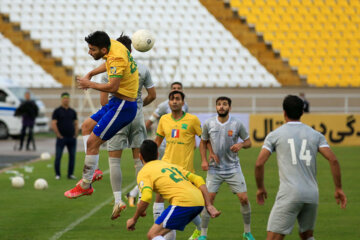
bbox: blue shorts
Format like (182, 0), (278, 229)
(90, 97), (137, 141)
(155, 205), (203, 231)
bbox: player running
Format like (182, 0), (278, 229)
(126, 82), (188, 206)
(198, 96), (255, 240)
(126, 140), (221, 240)
(100, 34), (156, 219)
(64, 31), (139, 198)
(255, 95), (347, 240)
(154, 90), (203, 240)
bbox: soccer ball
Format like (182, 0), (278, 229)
(41, 152), (51, 160)
(12, 176), (25, 188)
(132, 29), (155, 52)
(34, 178), (48, 190)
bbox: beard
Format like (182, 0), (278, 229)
(217, 109), (229, 117)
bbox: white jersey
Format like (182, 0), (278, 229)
(101, 62), (154, 110)
(201, 116), (249, 174)
(263, 121), (329, 204)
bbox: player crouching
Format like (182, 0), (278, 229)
(126, 140), (221, 240)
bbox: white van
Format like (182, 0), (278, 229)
(0, 86), (49, 139)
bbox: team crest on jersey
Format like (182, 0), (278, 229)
(139, 181), (144, 189)
(171, 129), (180, 138)
(228, 130), (233, 137)
(110, 66), (117, 74)
(181, 123), (188, 130)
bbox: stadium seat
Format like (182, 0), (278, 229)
(229, 0), (360, 87)
(0, 0), (280, 88)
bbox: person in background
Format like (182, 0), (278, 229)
(52, 92), (78, 180)
(15, 91), (38, 151)
(299, 93), (310, 113)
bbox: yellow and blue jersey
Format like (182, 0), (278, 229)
(137, 160), (205, 207)
(103, 39), (139, 98)
(156, 112), (202, 173)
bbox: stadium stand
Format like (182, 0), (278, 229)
(229, 0), (360, 87)
(0, 0), (280, 88)
(0, 33), (61, 88)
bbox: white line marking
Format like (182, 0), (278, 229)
(49, 170), (136, 240)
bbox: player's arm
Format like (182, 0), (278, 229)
(143, 87), (156, 107)
(318, 147), (347, 208)
(78, 76), (121, 93)
(255, 148), (272, 205)
(154, 135), (164, 147)
(186, 172), (221, 218)
(230, 138), (252, 152)
(78, 63), (106, 82)
(199, 139), (209, 171)
(100, 92), (109, 106)
(126, 188), (152, 231)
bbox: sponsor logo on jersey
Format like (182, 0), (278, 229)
(181, 123), (188, 130)
(228, 130), (233, 137)
(171, 129), (180, 138)
(110, 66), (117, 74)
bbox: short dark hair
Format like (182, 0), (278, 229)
(140, 140), (158, 162)
(216, 96), (232, 107)
(61, 92), (70, 98)
(116, 33), (132, 52)
(85, 31), (110, 49)
(283, 95), (304, 120)
(170, 82), (183, 89)
(169, 90), (185, 101)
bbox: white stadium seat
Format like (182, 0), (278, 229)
(0, 0), (280, 87)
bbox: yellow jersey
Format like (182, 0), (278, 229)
(137, 160), (205, 206)
(156, 112), (202, 173)
(103, 39), (139, 98)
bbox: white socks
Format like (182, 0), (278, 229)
(153, 202), (164, 221)
(241, 203), (251, 233)
(307, 237), (315, 240)
(152, 236), (165, 240)
(201, 208), (210, 236)
(109, 157), (122, 197)
(83, 134), (90, 153)
(164, 230), (176, 240)
(129, 185), (139, 198)
(192, 215), (201, 230)
(80, 155), (99, 189)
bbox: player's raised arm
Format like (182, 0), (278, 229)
(186, 172), (221, 218)
(318, 147), (347, 208)
(255, 148), (271, 205)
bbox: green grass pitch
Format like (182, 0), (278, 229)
(1, 146), (359, 239)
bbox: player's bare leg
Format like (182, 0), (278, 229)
(299, 230), (314, 240)
(147, 223), (172, 240)
(267, 231), (285, 240)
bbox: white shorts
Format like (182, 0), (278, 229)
(107, 108), (146, 151)
(206, 172), (247, 194)
(267, 198), (318, 235)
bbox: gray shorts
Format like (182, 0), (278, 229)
(206, 172), (247, 194)
(107, 108), (146, 151)
(267, 199), (318, 235)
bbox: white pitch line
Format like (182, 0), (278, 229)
(49, 172), (136, 240)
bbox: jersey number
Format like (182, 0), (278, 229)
(161, 167), (187, 183)
(287, 138), (312, 166)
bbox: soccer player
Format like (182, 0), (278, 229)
(100, 34), (156, 219)
(126, 140), (221, 240)
(64, 31), (139, 198)
(154, 90), (203, 240)
(255, 95), (347, 240)
(126, 82), (188, 206)
(198, 96), (255, 240)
